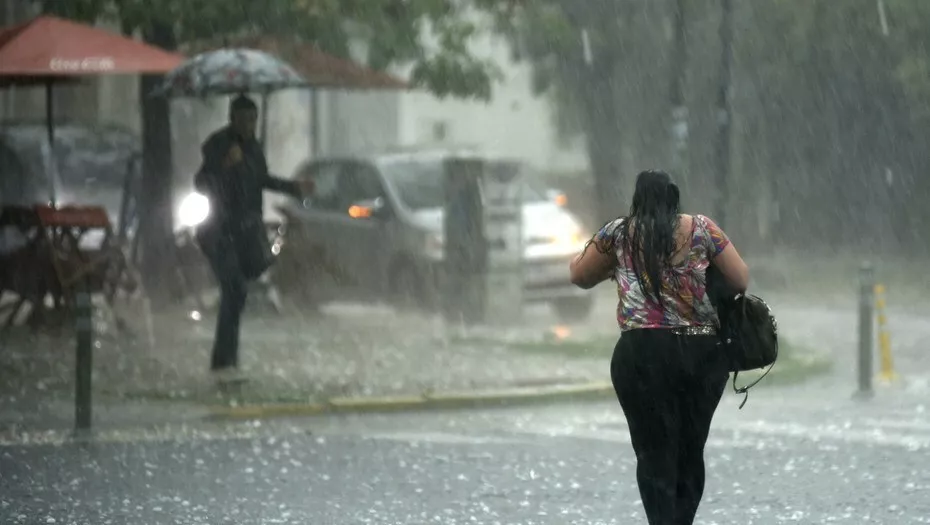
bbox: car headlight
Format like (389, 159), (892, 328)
(424, 231), (444, 260)
(550, 222), (587, 250)
(178, 192), (210, 228)
(552, 230), (584, 247)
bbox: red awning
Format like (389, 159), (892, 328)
(0, 15), (184, 84)
(184, 35), (409, 91)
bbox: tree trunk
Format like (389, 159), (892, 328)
(581, 73), (626, 225)
(668, 0), (689, 175)
(711, 0), (734, 229)
(139, 22), (180, 306)
(558, 0), (628, 225)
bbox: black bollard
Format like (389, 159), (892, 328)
(75, 289), (93, 432)
(855, 262), (875, 400)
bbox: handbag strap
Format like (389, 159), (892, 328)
(732, 358), (776, 409)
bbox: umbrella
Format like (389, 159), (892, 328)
(153, 48), (308, 97)
(183, 36), (408, 91)
(183, 36), (411, 157)
(0, 15), (185, 204)
(153, 48), (309, 153)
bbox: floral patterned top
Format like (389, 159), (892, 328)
(593, 214), (731, 331)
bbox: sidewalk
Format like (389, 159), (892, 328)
(0, 300), (613, 433)
(0, 289), (846, 437)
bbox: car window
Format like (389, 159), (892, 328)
(303, 162), (343, 212)
(377, 159), (445, 211)
(521, 175), (549, 203)
(379, 157), (547, 210)
(340, 163), (385, 204)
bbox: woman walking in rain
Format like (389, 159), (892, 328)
(569, 170), (749, 525)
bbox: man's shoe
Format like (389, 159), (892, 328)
(211, 367), (246, 384)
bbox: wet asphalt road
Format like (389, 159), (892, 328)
(4, 287), (930, 524)
(3, 390), (929, 525)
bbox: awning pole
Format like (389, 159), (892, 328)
(310, 89), (320, 158)
(260, 91), (270, 156)
(45, 81), (58, 206)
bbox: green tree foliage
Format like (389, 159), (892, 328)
(42, 0), (514, 100)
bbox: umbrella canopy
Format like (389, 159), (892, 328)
(0, 15), (184, 86)
(154, 48), (308, 98)
(184, 35), (409, 91)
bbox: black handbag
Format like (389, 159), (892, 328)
(706, 265), (779, 408)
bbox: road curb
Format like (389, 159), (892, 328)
(205, 350), (835, 422)
(206, 382), (617, 421)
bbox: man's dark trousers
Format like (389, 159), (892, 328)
(202, 234), (249, 370)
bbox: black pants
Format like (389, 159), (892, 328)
(202, 236), (249, 371)
(611, 329), (729, 525)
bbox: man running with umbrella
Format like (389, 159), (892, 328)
(195, 94), (313, 381)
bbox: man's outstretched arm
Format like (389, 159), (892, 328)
(261, 173), (302, 198)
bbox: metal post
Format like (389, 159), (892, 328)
(442, 159), (487, 326)
(874, 283), (897, 383)
(482, 163), (524, 326)
(310, 90), (321, 158)
(45, 81), (59, 206)
(855, 262), (875, 399)
(260, 92), (270, 156)
(75, 289), (93, 432)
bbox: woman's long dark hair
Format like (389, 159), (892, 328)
(618, 170), (681, 309)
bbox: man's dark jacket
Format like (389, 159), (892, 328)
(194, 126), (299, 240)
(195, 127), (300, 278)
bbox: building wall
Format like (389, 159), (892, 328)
(394, 27), (588, 174)
(320, 90), (401, 158)
(318, 12), (589, 175)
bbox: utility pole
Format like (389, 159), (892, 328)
(668, 0), (689, 175)
(713, 0), (734, 228)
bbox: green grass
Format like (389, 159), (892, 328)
(504, 335), (618, 359)
(465, 333), (834, 389)
(734, 346), (833, 388)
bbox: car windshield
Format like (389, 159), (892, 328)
(377, 158), (547, 211)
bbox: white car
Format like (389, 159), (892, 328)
(264, 151), (594, 321)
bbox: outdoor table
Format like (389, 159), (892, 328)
(0, 204), (134, 331)
(0, 205), (61, 328)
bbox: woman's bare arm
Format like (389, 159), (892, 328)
(570, 242), (616, 289)
(713, 243), (750, 292)
(700, 215), (749, 291)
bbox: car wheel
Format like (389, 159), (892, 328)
(390, 263), (429, 311)
(272, 246), (330, 314)
(552, 296), (594, 323)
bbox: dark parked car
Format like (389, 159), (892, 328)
(272, 150), (593, 321)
